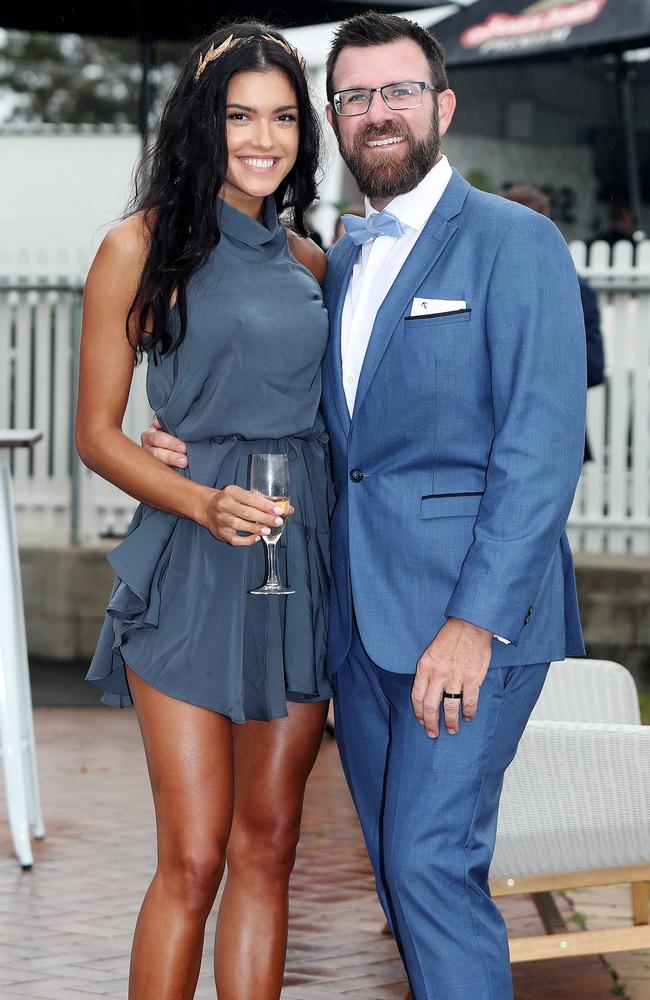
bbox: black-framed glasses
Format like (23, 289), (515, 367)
(332, 81), (438, 117)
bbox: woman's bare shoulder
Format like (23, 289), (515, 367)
(98, 211), (152, 267)
(87, 213), (153, 298)
(85, 213), (154, 314)
(286, 228), (328, 286)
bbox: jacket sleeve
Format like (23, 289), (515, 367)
(579, 276), (605, 388)
(444, 212), (586, 644)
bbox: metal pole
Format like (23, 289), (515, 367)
(0, 434), (46, 870)
(617, 56), (644, 237)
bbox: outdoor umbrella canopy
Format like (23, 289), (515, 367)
(433, 0), (650, 67)
(0, 1), (447, 39)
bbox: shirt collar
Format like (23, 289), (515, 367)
(364, 154), (453, 233)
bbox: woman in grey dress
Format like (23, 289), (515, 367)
(76, 24), (331, 999)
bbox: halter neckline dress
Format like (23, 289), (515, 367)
(86, 196), (333, 722)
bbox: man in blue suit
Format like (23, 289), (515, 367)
(321, 12), (586, 999)
(141, 13), (586, 996)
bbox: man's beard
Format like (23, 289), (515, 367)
(336, 109), (440, 201)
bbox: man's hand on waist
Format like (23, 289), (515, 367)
(141, 415), (188, 468)
(411, 617), (493, 739)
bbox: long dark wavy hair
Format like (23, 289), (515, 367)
(126, 22), (321, 359)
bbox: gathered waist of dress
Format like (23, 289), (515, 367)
(208, 431), (325, 447)
(176, 431), (331, 494)
(178, 430), (328, 461)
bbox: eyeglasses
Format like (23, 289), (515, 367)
(332, 81), (438, 117)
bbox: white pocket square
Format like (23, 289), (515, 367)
(410, 297), (467, 317)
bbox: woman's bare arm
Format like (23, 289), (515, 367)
(75, 217), (285, 546)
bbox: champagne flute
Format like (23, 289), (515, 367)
(249, 453), (295, 595)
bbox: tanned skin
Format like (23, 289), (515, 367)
(77, 68), (329, 1000)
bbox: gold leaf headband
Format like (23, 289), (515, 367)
(194, 32), (307, 83)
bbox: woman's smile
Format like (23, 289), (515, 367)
(237, 155), (281, 172)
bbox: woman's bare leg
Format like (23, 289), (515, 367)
(215, 700), (328, 999)
(126, 665), (235, 1000)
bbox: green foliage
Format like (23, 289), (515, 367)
(0, 29), (185, 126)
(466, 168), (493, 193)
(639, 691), (650, 725)
(568, 911), (587, 929)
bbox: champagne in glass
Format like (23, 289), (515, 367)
(265, 497), (291, 541)
(249, 454), (295, 595)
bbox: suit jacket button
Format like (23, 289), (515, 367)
(349, 469), (364, 483)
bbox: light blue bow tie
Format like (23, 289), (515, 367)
(342, 210), (404, 245)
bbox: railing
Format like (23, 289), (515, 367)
(1, 239), (650, 552)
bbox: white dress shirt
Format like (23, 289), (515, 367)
(340, 156), (510, 647)
(341, 155), (453, 415)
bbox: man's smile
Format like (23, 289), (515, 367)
(364, 136), (406, 148)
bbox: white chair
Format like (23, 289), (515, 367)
(0, 431), (45, 868)
(491, 658), (650, 962)
(532, 657), (641, 725)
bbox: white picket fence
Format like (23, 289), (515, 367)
(0, 268), (150, 544)
(1, 239), (650, 552)
(568, 239), (650, 555)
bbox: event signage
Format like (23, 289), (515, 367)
(461, 1), (608, 56)
(435, 0), (650, 66)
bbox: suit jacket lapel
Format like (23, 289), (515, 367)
(324, 240), (358, 438)
(352, 169), (470, 424)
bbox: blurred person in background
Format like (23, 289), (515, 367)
(601, 201), (636, 246)
(500, 185), (605, 461)
(76, 22), (332, 1000)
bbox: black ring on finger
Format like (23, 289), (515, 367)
(442, 691), (463, 700)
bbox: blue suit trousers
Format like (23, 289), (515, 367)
(333, 621), (549, 1000)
